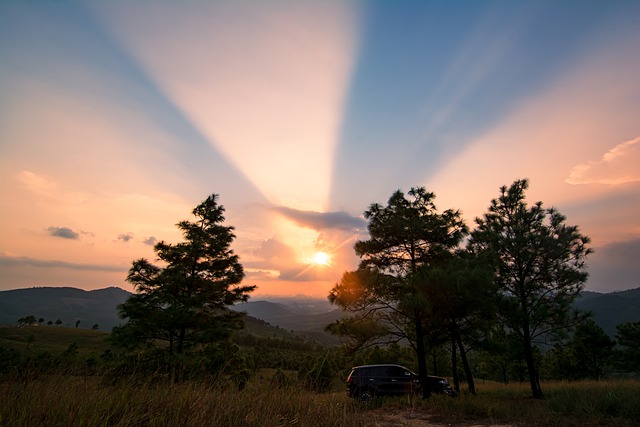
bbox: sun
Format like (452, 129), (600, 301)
(312, 251), (331, 266)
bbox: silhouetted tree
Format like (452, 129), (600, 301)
(18, 315), (37, 325)
(417, 251), (495, 394)
(469, 179), (591, 398)
(113, 194), (255, 357)
(615, 321), (640, 372)
(55, 319), (62, 326)
(75, 320), (81, 328)
(328, 187), (467, 398)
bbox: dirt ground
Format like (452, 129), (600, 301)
(363, 407), (514, 427)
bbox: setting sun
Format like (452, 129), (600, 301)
(312, 251), (331, 266)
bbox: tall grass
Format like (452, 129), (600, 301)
(0, 374), (364, 427)
(2, 375), (639, 426)
(408, 380), (640, 426)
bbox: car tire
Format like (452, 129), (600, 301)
(357, 388), (374, 401)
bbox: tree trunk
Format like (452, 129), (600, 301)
(456, 333), (476, 395)
(415, 309), (431, 399)
(522, 323), (543, 398)
(177, 326), (186, 354)
(451, 338), (460, 393)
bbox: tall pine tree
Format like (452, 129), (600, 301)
(113, 194), (255, 356)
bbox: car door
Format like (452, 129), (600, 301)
(385, 366), (413, 395)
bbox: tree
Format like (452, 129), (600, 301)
(75, 320), (81, 328)
(469, 179), (591, 398)
(417, 251), (495, 394)
(615, 321), (640, 372)
(55, 319), (62, 326)
(545, 318), (614, 380)
(328, 187), (467, 398)
(18, 315), (37, 325)
(113, 194), (255, 358)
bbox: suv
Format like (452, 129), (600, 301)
(346, 364), (455, 400)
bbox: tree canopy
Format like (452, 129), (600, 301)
(328, 187), (467, 398)
(113, 194), (255, 357)
(469, 179), (592, 398)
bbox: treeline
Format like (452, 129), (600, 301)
(16, 315), (97, 329)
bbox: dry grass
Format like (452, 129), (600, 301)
(2, 375), (639, 427)
(0, 374), (364, 427)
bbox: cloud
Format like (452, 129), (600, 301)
(273, 206), (366, 232)
(117, 232), (134, 242)
(250, 238), (297, 270)
(566, 136), (640, 185)
(46, 226), (80, 240)
(16, 170), (55, 194)
(0, 253), (128, 272)
(245, 237), (339, 282)
(143, 236), (157, 246)
(587, 239), (640, 292)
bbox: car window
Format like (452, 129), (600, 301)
(386, 366), (409, 377)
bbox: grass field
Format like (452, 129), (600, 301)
(2, 327), (639, 426)
(1, 373), (639, 426)
(0, 326), (112, 357)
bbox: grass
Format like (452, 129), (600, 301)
(0, 326), (112, 357)
(380, 380), (640, 426)
(0, 374), (364, 427)
(2, 327), (639, 426)
(2, 374), (639, 426)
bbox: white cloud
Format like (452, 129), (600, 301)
(566, 137), (640, 185)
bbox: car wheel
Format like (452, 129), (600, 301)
(357, 388), (374, 401)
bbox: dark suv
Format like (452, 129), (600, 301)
(346, 364), (455, 399)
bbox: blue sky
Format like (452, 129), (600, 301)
(1, 0), (639, 296)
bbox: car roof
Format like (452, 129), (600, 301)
(352, 364), (413, 370)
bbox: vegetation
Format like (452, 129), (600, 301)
(2, 182), (639, 425)
(327, 187), (467, 398)
(469, 179), (592, 398)
(112, 194), (255, 377)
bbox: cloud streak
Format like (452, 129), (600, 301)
(273, 206), (366, 232)
(0, 253), (128, 272)
(566, 136), (640, 185)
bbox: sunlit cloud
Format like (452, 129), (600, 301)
(566, 137), (640, 185)
(273, 206), (365, 232)
(16, 170), (55, 195)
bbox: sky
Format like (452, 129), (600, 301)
(1, 0), (639, 298)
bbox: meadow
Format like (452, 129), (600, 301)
(1, 371), (639, 426)
(2, 327), (639, 426)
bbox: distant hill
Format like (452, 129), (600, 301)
(574, 288), (640, 337)
(2, 286), (638, 342)
(233, 300), (344, 345)
(0, 286), (131, 330)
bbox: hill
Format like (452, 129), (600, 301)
(2, 286), (639, 341)
(233, 300), (344, 345)
(574, 287), (640, 337)
(0, 286), (131, 330)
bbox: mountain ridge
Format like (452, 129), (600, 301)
(1, 286), (639, 342)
